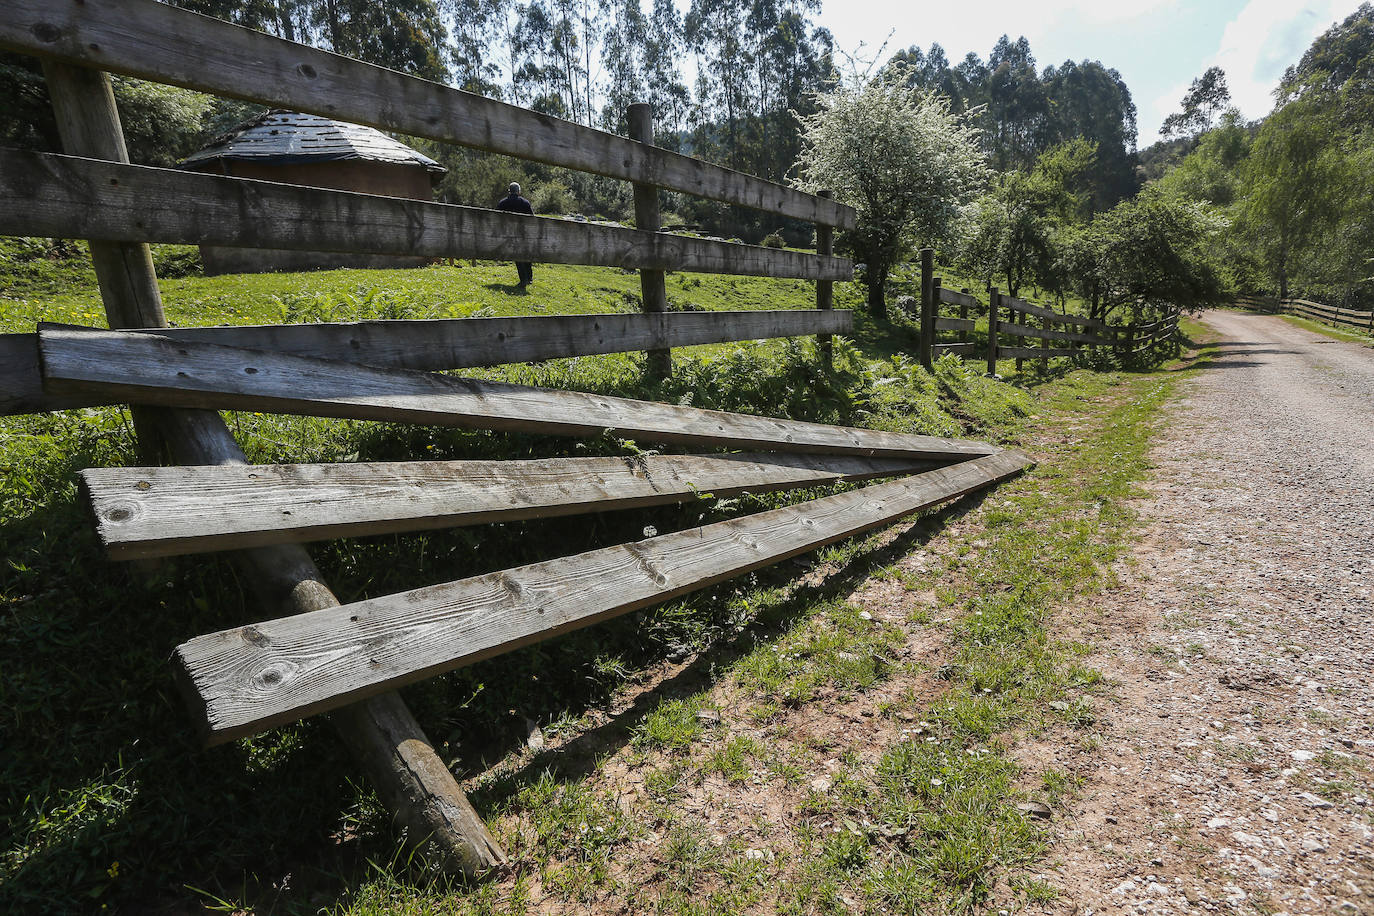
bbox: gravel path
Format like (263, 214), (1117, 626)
(1035, 312), (1374, 915)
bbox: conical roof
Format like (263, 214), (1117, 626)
(180, 110), (445, 174)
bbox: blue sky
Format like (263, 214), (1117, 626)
(813, 0), (1367, 146)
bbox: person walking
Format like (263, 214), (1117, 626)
(495, 181), (534, 287)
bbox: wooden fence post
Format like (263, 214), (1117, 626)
(918, 248), (935, 370)
(816, 189), (834, 367)
(41, 59), (505, 877)
(959, 290), (970, 346)
(628, 102), (670, 380)
(1013, 306), (1024, 373)
(1041, 313), (1050, 370)
(986, 287), (1000, 376)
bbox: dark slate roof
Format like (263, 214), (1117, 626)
(180, 110), (445, 174)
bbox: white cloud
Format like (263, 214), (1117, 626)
(1208, 0), (1358, 121)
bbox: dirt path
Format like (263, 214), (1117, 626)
(1037, 312), (1374, 914)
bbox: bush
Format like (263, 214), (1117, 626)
(761, 232), (785, 249)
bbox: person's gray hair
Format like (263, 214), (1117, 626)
(508, 182), (521, 194)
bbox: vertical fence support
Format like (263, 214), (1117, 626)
(1013, 306), (1024, 373)
(815, 190), (834, 368)
(1041, 313), (1050, 370)
(42, 60), (505, 878)
(986, 287), (1000, 376)
(959, 290), (970, 346)
(918, 248), (935, 370)
(628, 103), (670, 380)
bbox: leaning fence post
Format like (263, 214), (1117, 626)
(918, 248), (935, 370)
(628, 102), (670, 380)
(986, 286), (1000, 376)
(41, 59), (505, 877)
(816, 189), (834, 367)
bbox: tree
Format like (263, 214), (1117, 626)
(1161, 66), (1231, 139)
(1042, 59), (1140, 208)
(794, 66), (989, 314)
(961, 139), (1098, 298)
(1236, 98), (1343, 299)
(1081, 188), (1228, 322)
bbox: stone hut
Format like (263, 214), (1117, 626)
(180, 110), (446, 275)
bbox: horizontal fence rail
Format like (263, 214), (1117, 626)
(39, 327), (1001, 461)
(1235, 296), (1373, 332)
(84, 453), (938, 559)
(0, 0), (855, 229)
(1284, 298), (1374, 331)
(1, 310), (852, 415)
(0, 150), (851, 281)
(173, 450), (1032, 743)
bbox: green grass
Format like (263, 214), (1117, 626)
(2, 253), (1184, 913)
(1276, 312), (1374, 345)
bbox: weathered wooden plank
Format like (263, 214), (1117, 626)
(0, 0), (854, 229)
(1285, 301), (1372, 327)
(4, 311), (853, 416)
(174, 449), (1031, 742)
(628, 103), (672, 378)
(33, 56), (503, 872)
(998, 322), (1103, 346)
(933, 317), (976, 333)
(999, 345), (1075, 360)
(0, 150), (850, 281)
(83, 452), (937, 560)
(1, 334), (110, 414)
(932, 342), (978, 356)
(38, 327), (998, 461)
(937, 288), (981, 309)
(1002, 297), (1114, 332)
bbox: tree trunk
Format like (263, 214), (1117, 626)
(866, 262), (888, 317)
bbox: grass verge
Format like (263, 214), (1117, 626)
(2, 259), (1179, 914)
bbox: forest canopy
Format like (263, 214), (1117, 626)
(2, 0), (1369, 309)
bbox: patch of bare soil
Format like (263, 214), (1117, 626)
(1024, 312), (1374, 915)
(474, 507), (985, 912)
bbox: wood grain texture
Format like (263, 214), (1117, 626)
(174, 449), (1032, 742)
(83, 452), (937, 559)
(933, 317), (976, 333)
(38, 327), (998, 461)
(4, 311), (852, 416)
(999, 345), (1075, 360)
(0, 150), (851, 281)
(998, 322), (1103, 346)
(936, 287), (981, 309)
(0, 0), (854, 229)
(1001, 297), (1115, 332)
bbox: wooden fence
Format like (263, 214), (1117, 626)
(908, 253), (1181, 372)
(1, 0), (1032, 875)
(1235, 295), (1374, 335)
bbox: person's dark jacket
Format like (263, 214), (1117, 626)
(496, 193), (533, 215)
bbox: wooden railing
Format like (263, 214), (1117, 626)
(910, 255), (1179, 372)
(1241, 296), (1374, 334)
(0, 0), (1038, 878)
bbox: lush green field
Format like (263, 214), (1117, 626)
(1, 252), (1179, 914)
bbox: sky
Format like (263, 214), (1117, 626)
(813, 0), (1368, 147)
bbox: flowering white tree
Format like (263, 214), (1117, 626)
(794, 67), (989, 314)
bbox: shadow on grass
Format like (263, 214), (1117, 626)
(474, 486), (994, 804)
